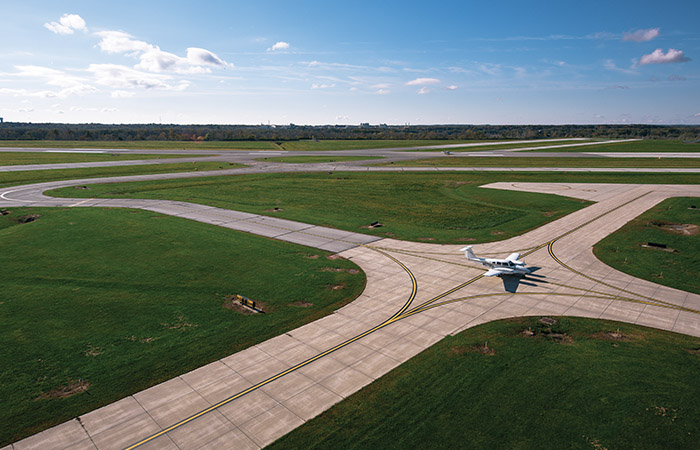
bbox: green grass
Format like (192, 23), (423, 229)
(594, 197), (700, 295)
(48, 172), (593, 244)
(532, 139), (700, 153)
(0, 161), (244, 188)
(0, 207), (365, 446)
(277, 140), (480, 151)
(403, 139), (597, 152)
(0, 152), (195, 165)
(255, 156), (384, 164)
(377, 156), (700, 168)
(48, 172), (700, 245)
(0, 140), (280, 150)
(268, 316), (700, 450)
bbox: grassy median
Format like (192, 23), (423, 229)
(0, 161), (243, 188)
(0, 207), (365, 446)
(49, 172), (700, 244)
(269, 316), (700, 450)
(594, 197), (700, 295)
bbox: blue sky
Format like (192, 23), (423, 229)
(1, 0), (698, 125)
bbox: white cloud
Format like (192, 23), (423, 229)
(44, 14), (87, 35)
(311, 83), (335, 89)
(187, 48), (231, 67)
(445, 85), (458, 90)
(95, 31), (151, 54)
(87, 64), (188, 90)
(417, 87), (430, 94)
(9, 65), (97, 97)
(406, 77), (440, 86)
(639, 48), (691, 65)
(371, 83), (391, 89)
(623, 28), (660, 42)
(376, 89), (390, 95)
(268, 41), (290, 51)
(94, 31), (231, 74)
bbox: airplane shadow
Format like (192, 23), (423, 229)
(500, 267), (548, 293)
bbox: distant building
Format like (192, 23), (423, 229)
(360, 122), (370, 128)
(0, 117), (3, 123)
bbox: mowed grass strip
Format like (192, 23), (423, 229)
(255, 156), (384, 164)
(0, 161), (243, 188)
(277, 139), (480, 151)
(531, 139), (700, 153)
(594, 197), (700, 295)
(268, 316), (700, 450)
(48, 172), (700, 244)
(378, 156), (700, 168)
(0, 207), (365, 446)
(402, 139), (597, 152)
(0, 140), (279, 150)
(0, 152), (194, 165)
(49, 172), (593, 244)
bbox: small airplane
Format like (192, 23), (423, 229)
(460, 246), (531, 277)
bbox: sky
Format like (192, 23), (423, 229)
(0, 0), (699, 125)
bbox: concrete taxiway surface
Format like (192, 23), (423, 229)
(2, 141), (700, 449)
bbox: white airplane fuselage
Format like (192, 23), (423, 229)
(460, 246), (530, 277)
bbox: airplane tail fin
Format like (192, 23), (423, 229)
(459, 246), (477, 261)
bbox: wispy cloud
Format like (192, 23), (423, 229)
(639, 48), (691, 65)
(604, 59), (637, 75)
(44, 13), (87, 35)
(405, 77), (440, 86)
(417, 87), (431, 94)
(622, 28), (660, 42)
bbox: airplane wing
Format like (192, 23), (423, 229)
(483, 268), (502, 277)
(505, 252), (521, 262)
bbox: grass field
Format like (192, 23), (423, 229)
(48, 172), (593, 244)
(256, 156), (384, 164)
(0, 152), (193, 165)
(276, 140), (479, 151)
(0, 207), (365, 446)
(594, 197), (700, 295)
(0, 140), (279, 150)
(403, 139), (597, 152)
(0, 161), (243, 188)
(49, 172), (700, 244)
(378, 156), (700, 168)
(269, 316), (700, 450)
(532, 139), (700, 153)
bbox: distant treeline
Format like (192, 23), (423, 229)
(0, 123), (698, 141)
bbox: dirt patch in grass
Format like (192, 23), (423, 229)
(593, 330), (630, 342)
(321, 267), (361, 274)
(543, 211), (556, 217)
(161, 315), (198, 330)
(454, 237), (476, 242)
(661, 223), (699, 236)
(302, 253), (320, 259)
(545, 333), (574, 344)
(326, 254), (342, 260)
(326, 284), (346, 291)
(84, 345), (102, 357)
(687, 348), (700, 357)
(290, 301), (314, 308)
(16, 214), (41, 224)
(37, 380), (90, 400)
(647, 405), (680, 422)
(418, 237), (436, 241)
(264, 207), (284, 212)
(490, 230), (504, 235)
